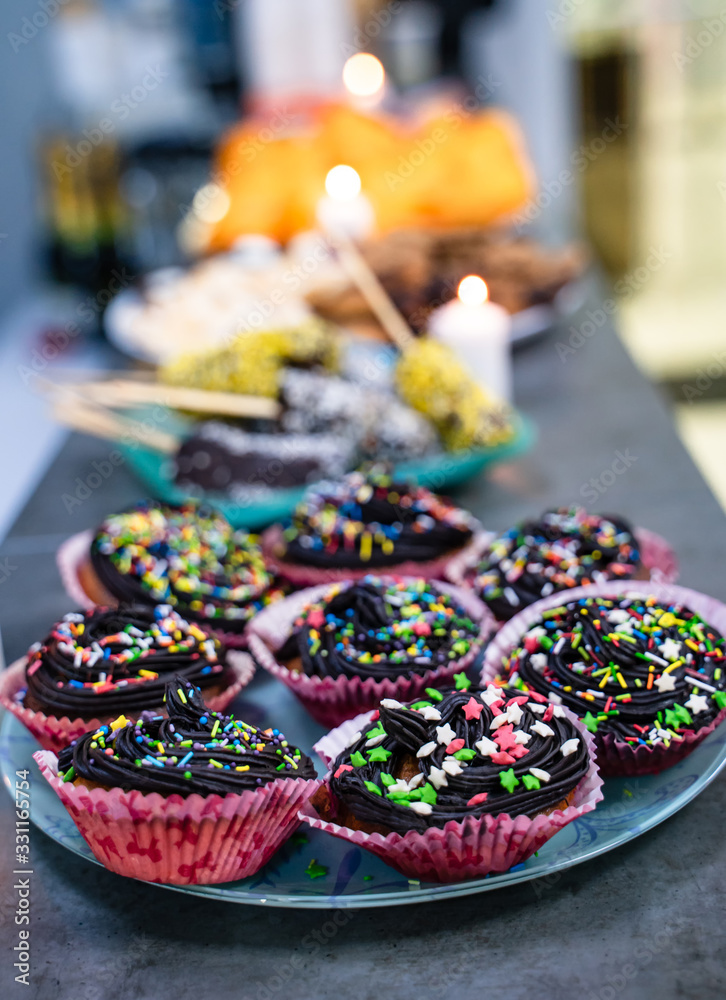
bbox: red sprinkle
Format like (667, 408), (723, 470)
(446, 739), (465, 754)
(334, 764), (354, 778)
(467, 792), (488, 807)
(490, 750), (516, 765)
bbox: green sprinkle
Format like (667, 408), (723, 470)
(419, 783), (437, 805)
(380, 772), (396, 787)
(62, 766), (75, 783)
(583, 711), (599, 733)
(183, 770), (192, 779)
(425, 688), (444, 701)
(453, 748), (477, 761)
(454, 672), (471, 691)
(713, 691), (726, 709)
(500, 768), (520, 793)
(350, 751), (366, 767)
(367, 746), (392, 762)
(364, 780), (383, 796)
(522, 774), (541, 791)
(305, 859), (328, 880)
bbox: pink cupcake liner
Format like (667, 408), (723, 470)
(480, 579), (726, 776)
(34, 750), (320, 885)
(0, 651), (255, 754)
(299, 708), (603, 883)
(445, 527), (678, 595)
(55, 529), (274, 650)
(260, 523), (483, 588)
(246, 579), (495, 728)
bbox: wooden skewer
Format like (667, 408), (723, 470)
(51, 395), (180, 454)
(331, 230), (414, 353)
(39, 377), (281, 420)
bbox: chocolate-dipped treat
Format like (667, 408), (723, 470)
(263, 469), (478, 585)
(498, 593), (726, 773)
(277, 577), (481, 682)
(22, 605), (232, 720)
(469, 507), (647, 621)
(57, 677), (316, 797)
(83, 500), (284, 638)
(34, 678), (320, 885)
(323, 684), (590, 835)
(174, 422), (355, 495)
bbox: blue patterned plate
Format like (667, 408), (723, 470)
(2, 668), (726, 908)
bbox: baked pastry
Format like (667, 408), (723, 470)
(298, 681), (602, 882)
(277, 577), (481, 681)
(34, 678), (319, 885)
(324, 684), (590, 834)
(469, 508), (647, 621)
(497, 592), (726, 773)
(81, 500), (284, 639)
(262, 469), (478, 585)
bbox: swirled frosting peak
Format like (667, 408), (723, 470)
(328, 684), (589, 832)
(57, 677), (316, 796)
(279, 469), (476, 569)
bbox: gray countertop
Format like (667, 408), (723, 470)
(1, 304), (725, 1000)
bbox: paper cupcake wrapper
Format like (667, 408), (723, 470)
(299, 708), (603, 883)
(0, 651), (255, 754)
(246, 579), (495, 728)
(445, 526), (679, 594)
(480, 578), (726, 776)
(34, 750), (320, 885)
(260, 524), (482, 588)
(56, 529), (262, 650)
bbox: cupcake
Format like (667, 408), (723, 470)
(63, 500), (285, 644)
(0, 604), (253, 752)
(300, 683), (602, 882)
(454, 507), (677, 622)
(33, 677), (320, 885)
(247, 575), (492, 727)
(483, 583), (726, 775)
(261, 469), (479, 586)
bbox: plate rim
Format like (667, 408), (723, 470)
(2, 711), (725, 909)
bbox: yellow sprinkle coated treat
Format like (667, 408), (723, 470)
(160, 319), (339, 398)
(394, 338), (514, 451)
(110, 715), (129, 732)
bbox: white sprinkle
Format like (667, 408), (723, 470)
(527, 702), (545, 715)
(531, 721), (555, 737)
(552, 705), (566, 717)
(530, 653), (548, 670)
(481, 685), (504, 706)
(365, 733), (386, 747)
(645, 651), (669, 667)
(553, 637), (566, 655)
(490, 714), (510, 730)
(513, 730), (531, 745)
(409, 801), (433, 816)
(560, 738), (580, 757)
(442, 757), (464, 776)
(475, 736), (498, 756)
(685, 693), (710, 714)
(541, 583), (554, 596)
(687, 676), (716, 693)
(435, 723), (457, 745)
(529, 767), (551, 783)
(503, 587), (520, 606)
(607, 610), (630, 624)
(417, 706), (442, 721)
(428, 766), (448, 789)
(506, 703), (524, 725)
(380, 699), (404, 709)
(416, 741), (437, 758)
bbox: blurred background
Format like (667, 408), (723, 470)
(1, 0), (725, 537)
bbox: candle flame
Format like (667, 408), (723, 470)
(325, 165), (362, 202)
(343, 53), (385, 98)
(457, 275), (489, 307)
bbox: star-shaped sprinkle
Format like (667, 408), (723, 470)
(481, 685), (504, 706)
(442, 757), (463, 776)
(560, 738), (580, 757)
(436, 723), (457, 745)
(491, 751), (516, 765)
(658, 638), (682, 662)
(529, 653), (549, 670)
(409, 801), (433, 816)
(462, 697), (484, 720)
(350, 751), (366, 767)
(475, 736), (498, 756)
(305, 859), (328, 880)
(454, 672), (471, 691)
(531, 721), (555, 738)
(416, 741), (437, 758)
(417, 705), (442, 721)
(428, 766), (448, 789)
(490, 714), (510, 731)
(493, 724), (519, 752)
(527, 702), (546, 715)
(506, 703), (524, 725)
(529, 767), (551, 783)
(380, 698), (404, 709)
(367, 746), (392, 762)
(655, 672), (677, 693)
(685, 693), (709, 714)
(583, 712), (599, 733)
(499, 768), (520, 793)
(513, 730), (531, 745)
(522, 774), (540, 790)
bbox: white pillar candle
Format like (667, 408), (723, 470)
(316, 165), (375, 240)
(428, 275), (513, 402)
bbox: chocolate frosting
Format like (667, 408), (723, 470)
(278, 577), (480, 680)
(328, 684), (589, 832)
(279, 470), (476, 569)
(23, 606), (229, 719)
(90, 500), (284, 633)
(57, 677), (316, 796)
(472, 507), (641, 620)
(501, 595), (726, 747)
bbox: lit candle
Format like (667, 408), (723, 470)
(316, 165), (375, 240)
(428, 275), (513, 402)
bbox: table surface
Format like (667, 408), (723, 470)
(1, 303), (725, 1000)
